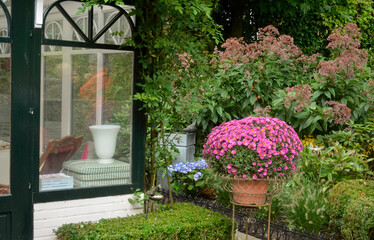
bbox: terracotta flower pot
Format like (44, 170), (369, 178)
(232, 179), (269, 205)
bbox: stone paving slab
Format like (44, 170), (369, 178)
(235, 230), (261, 240)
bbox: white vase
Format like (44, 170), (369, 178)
(89, 125), (120, 164)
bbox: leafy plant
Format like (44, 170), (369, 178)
(128, 188), (146, 206)
(317, 118), (374, 161)
(167, 159), (212, 196)
(301, 142), (373, 187)
(196, 26), (318, 133)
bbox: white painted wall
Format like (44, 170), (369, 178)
(34, 194), (143, 240)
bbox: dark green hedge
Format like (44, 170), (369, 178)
(328, 179), (374, 240)
(54, 202), (232, 240)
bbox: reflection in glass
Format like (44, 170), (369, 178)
(40, 46), (133, 191)
(0, 44), (10, 195)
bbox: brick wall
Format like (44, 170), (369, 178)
(34, 194), (143, 240)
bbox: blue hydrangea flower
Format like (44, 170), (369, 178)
(167, 159), (209, 176)
(194, 172), (202, 181)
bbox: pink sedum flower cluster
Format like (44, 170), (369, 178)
(203, 117), (303, 179)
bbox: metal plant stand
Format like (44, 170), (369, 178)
(221, 176), (285, 240)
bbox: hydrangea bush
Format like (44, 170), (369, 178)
(203, 117), (303, 179)
(167, 159), (211, 196)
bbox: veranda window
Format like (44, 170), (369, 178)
(39, 0), (136, 192)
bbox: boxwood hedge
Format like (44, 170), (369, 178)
(328, 179), (374, 240)
(54, 202), (232, 240)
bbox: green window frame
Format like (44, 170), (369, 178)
(33, 0), (145, 203)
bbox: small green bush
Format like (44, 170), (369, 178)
(54, 202), (232, 240)
(328, 179), (374, 240)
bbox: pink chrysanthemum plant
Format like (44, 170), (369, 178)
(203, 117), (303, 179)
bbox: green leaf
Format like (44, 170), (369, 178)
(328, 87), (335, 97)
(313, 90), (322, 99)
(352, 109), (359, 120)
(328, 173), (333, 181)
(241, 98), (251, 110)
(323, 119), (328, 132)
(224, 112), (231, 121)
(294, 111), (310, 119)
(208, 104), (214, 114)
(301, 116), (315, 130)
(324, 91), (331, 99)
(250, 95), (257, 105)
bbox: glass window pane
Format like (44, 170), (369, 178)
(44, 1), (134, 46)
(95, 5), (134, 45)
(39, 46), (133, 191)
(0, 46), (10, 196)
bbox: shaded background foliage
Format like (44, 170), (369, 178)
(213, 0), (374, 57)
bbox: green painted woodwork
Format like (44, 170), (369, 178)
(0, 214), (10, 240)
(0, 0), (145, 239)
(34, 0), (144, 203)
(9, 0), (34, 238)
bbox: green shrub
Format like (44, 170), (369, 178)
(328, 179), (374, 240)
(317, 118), (374, 169)
(301, 143), (373, 188)
(54, 202), (232, 240)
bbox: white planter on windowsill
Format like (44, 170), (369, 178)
(89, 125), (120, 164)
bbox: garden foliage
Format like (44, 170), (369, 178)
(328, 179), (374, 240)
(301, 143), (373, 188)
(216, 0), (374, 57)
(167, 159), (212, 196)
(317, 118), (374, 162)
(198, 23), (373, 137)
(280, 179), (329, 234)
(54, 202), (232, 240)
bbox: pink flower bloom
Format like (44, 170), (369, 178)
(203, 116), (302, 178)
(243, 174), (247, 178)
(227, 164), (232, 169)
(253, 174), (257, 180)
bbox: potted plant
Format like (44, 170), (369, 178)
(203, 116), (303, 205)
